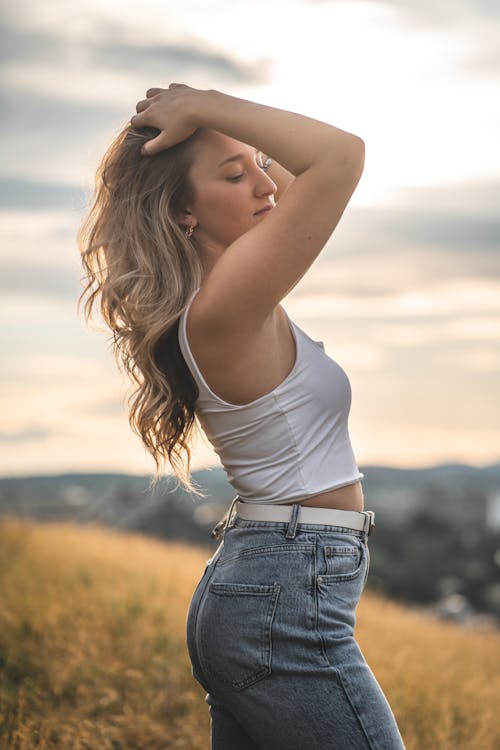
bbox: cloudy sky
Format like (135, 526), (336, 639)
(1, 0), (499, 479)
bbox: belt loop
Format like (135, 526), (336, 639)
(361, 510), (375, 539)
(285, 503), (301, 539)
(225, 495), (240, 532)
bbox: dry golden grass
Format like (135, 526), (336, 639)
(0, 516), (498, 749)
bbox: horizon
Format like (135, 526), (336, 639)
(1, 458), (499, 483)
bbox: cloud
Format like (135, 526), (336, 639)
(0, 177), (84, 210)
(0, 88), (122, 141)
(0, 177), (498, 305)
(0, 17), (265, 84)
(0, 428), (53, 443)
(0, 20), (63, 64)
(347, 206), (500, 255)
(306, 0), (500, 26)
(327, 179), (500, 288)
(288, 278), (500, 320)
(0, 88), (125, 182)
(391, 179), (500, 216)
(1, 262), (80, 299)
(2, 11), (254, 175)
(303, 0), (500, 77)
(91, 39), (264, 83)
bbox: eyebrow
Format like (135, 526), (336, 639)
(217, 148), (261, 169)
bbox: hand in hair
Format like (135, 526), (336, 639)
(131, 83), (204, 156)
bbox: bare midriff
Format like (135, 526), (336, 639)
(282, 480), (364, 512)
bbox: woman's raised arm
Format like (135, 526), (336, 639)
(132, 84), (363, 177)
(132, 84), (364, 331)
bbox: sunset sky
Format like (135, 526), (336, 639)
(1, 0), (499, 478)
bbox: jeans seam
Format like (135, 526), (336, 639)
(335, 666), (377, 750)
(362, 543), (370, 589)
(189, 565), (217, 694)
(313, 536), (331, 666)
(216, 543), (315, 567)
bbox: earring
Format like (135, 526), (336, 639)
(185, 224), (194, 239)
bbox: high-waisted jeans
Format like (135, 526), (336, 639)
(186, 500), (406, 749)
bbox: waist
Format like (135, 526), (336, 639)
(292, 480), (364, 511)
(235, 500), (375, 536)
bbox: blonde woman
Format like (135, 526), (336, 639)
(78, 83), (405, 748)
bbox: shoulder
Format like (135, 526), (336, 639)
(187, 288), (283, 356)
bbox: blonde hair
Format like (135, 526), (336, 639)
(77, 122), (208, 497)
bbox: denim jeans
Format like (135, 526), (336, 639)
(186, 501), (406, 749)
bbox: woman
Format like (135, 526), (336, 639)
(78, 83), (406, 748)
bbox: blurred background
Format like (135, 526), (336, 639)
(1, 0), (499, 624)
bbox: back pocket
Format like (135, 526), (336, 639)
(199, 581), (281, 691)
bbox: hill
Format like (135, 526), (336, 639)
(2, 463), (500, 535)
(0, 517), (499, 749)
(1, 463), (500, 624)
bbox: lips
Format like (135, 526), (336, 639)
(254, 205), (273, 215)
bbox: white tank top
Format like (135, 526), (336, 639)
(178, 287), (364, 504)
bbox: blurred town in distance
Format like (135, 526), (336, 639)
(1, 462), (500, 629)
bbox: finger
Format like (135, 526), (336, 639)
(130, 111), (148, 128)
(146, 87), (165, 97)
(135, 98), (151, 114)
(141, 132), (170, 157)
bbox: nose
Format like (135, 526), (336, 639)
(255, 169), (277, 198)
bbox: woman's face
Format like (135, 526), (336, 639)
(182, 129), (277, 256)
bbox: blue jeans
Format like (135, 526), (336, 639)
(186, 501), (406, 749)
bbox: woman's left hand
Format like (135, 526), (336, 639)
(131, 83), (204, 155)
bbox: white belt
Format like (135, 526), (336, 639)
(235, 501), (375, 535)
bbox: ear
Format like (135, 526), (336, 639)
(177, 208), (198, 230)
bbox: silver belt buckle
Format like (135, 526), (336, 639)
(362, 510), (375, 536)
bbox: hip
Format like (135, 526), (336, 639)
(187, 507), (372, 694)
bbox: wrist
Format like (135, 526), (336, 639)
(188, 87), (220, 128)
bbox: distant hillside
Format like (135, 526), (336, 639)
(1, 464), (499, 624)
(0, 517), (499, 750)
(1, 461), (499, 534)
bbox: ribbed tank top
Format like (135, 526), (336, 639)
(178, 287), (364, 504)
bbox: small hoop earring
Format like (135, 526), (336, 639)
(185, 224), (194, 239)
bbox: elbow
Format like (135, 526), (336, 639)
(354, 135), (365, 152)
(325, 134), (365, 173)
(345, 135), (365, 168)
(340, 136), (365, 183)
(314, 135), (365, 186)
(353, 137), (365, 178)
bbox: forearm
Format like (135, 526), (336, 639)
(192, 88), (363, 177)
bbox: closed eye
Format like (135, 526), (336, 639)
(227, 161), (271, 182)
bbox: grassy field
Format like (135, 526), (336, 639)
(0, 517), (498, 749)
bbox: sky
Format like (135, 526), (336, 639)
(0, 0), (499, 479)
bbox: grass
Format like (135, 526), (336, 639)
(0, 516), (498, 749)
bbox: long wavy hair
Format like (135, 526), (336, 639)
(77, 121), (208, 497)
